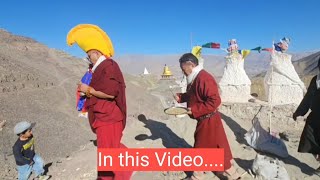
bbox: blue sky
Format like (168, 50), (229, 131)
(0, 0), (319, 57)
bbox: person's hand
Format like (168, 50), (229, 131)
(174, 93), (180, 102)
(29, 160), (34, 166)
(186, 107), (192, 115)
(77, 83), (89, 93)
(293, 113), (298, 121)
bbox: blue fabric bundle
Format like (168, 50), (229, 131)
(77, 70), (92, 111)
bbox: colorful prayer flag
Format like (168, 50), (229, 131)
(251, 46), (262, 53)
(262, 48), (273, 52)
(241, 50), (251, 59)
(202, 42), (220, 49)
(191, 46), (202, 59)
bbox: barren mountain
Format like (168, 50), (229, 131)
(0, 29), (94, 176)
(293, 51), (320, 76)
(0, 29), (166, 179)
(114, 51), (316, 81)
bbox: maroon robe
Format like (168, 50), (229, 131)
(86, 58), (127, 129)
(178, 70), (233, 170)
(86, 58), (131, 180)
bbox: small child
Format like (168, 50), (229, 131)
(12, 121), (50, 180)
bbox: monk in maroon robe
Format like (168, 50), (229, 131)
(78, 49), (132, 180)
(175, 53), (241, 180)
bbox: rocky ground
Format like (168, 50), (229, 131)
(7, 100), (318, 180)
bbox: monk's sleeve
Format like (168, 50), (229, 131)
(294, 76), (315, 116)
(99, 66), (120, 97)
(191, 75), (221, 119)
(177, 93), (188, 103)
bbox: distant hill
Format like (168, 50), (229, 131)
(114, 51), (316, 80)
(0, 29), (165, 178)
(0, 29), (94, 172)
(293, 51), (320, 76)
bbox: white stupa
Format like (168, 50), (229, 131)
(143, 67), (150, 75)
(264, 38), (306, 105)
(219, 39), (252, 103)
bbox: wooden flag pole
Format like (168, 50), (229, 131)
(190, 32), (193, 50)
(269, 40), (275, 134)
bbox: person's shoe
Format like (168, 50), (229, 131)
(38, 175), (51, 180)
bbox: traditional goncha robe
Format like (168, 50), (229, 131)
(86, 58), (131, 180)
(178, 70), (233, 170)
(294, 75), (320, 154)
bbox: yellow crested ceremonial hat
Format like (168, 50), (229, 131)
(66, 24), (114, 57)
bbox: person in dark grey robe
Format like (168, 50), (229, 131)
(293, 58), (320, 165)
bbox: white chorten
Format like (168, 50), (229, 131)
(143, 67), (149, 75)
(219, 39), (252, 103)
(264, 50), (306, 105)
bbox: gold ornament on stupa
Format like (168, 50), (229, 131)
(161, 64), (173, 79)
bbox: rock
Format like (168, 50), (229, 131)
(279, 132), (289, 141)
(0, 120), (6, 131)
